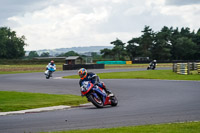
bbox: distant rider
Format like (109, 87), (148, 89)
(150, 60), (157, 69)
(46, 60), (56, 71)
(78, 68), (113, 96)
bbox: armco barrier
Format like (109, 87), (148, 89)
(96, 61), (126, 64)
(126, 61), (132, 64)
(63, 64), (104, 70)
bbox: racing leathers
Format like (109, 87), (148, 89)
(46, 63), (56, 71)
(79, 72), (112, 95)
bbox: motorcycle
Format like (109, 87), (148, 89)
(44, 67), (55, 79)
(80, 81), (118, 108)
(147, 63), (156, 70)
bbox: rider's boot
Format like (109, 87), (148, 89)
(104, 88), (114, 97)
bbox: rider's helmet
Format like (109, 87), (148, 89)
(78, 68), (87, 80)
(50, 60), (54, 65)
(153, 60), (157, 62)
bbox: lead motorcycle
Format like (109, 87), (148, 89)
(80, 81), (118, 108)
(44, 66), (55, 79)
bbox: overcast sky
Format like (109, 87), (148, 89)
(0, 0), (200, 51)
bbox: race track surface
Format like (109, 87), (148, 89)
(0, 68), (200, 133)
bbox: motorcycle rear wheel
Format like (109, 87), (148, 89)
(88, 94), (103, 108)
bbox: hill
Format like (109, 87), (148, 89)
(26, 46), (113, 56)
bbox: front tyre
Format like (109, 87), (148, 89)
(111, 96), (118, 106)
(87, 94), (104, 108)
(46, 75), (50, 79)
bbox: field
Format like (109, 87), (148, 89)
(0, 91), (87, 112)
(105, 63), (172, 69)
(64, 70), (200, 81)
(42, 121), (200, 133)
(0, 63), (171, 74)
(0, 64), (63, 74)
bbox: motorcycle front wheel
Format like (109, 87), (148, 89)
(46, 71), (52, 79)
(111, 96), (118, 106)
(87, 94), (104, 108)
(46, 75), (50, 79)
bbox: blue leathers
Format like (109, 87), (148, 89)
(79, 72), (106, 89)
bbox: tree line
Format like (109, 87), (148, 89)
(101, 26), (200, 61)
(1, 26), (200, 61)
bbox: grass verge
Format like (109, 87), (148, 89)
(42, 121), (200, 133)
(63, 70), (200, 81)
(0, 91), (87, 112)
(0, 63), (171, 74)
(0, 64), (63, 74)
(105, 63), (172, 69)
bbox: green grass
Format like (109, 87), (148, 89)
(0, 71), (42, 74)
(0, 91), (87, 112)
(0, 63), (172, 74)
(63, 70), (200, 81)
(42, 121), (200, 133)
(105, 63), (172, 69)
(0, 64), (63, 74)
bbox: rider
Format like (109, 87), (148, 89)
(149, 60), (157, 69)
(78, 68), (113, 96)
(46, 60), (56, 71)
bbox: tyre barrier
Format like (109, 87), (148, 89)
(197, 63), (200, 74)
(173, 62), (200, 75)
(177, 63), (188, 75)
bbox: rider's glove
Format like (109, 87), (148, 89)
(94, 82), (98, 86)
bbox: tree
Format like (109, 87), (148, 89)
(192, 28), (200, 59)
(170, 27), (198, 60)
(152, 26), (172, 60)
(126, 38), (141, 60)
(173, 37), (197, 60)
(139, 26), (155, 58)
(28, 51), (39, 58)
(91, 52), (101, 59)
(100, 48), (115, 60)
(40, 52), (50, 57)
(0, 27), (27, 59)
(57, 51), (79, 57)
(126, 26), (154, 60)
(110, 38), (126, 60)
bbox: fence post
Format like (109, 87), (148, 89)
(187, 62), (190, 75)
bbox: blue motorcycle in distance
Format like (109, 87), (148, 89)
(44, 67), (55, 79)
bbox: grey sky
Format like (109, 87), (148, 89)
(0, 0), (200, 50)
(165, 0), (200, 6)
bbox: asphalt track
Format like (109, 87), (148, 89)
(0, 68), (200, 133)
